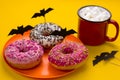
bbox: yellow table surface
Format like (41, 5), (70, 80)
(0, 0), (120, 80)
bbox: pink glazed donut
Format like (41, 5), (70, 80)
(4, 39), (44, 69)
(48, 41), (88, 70)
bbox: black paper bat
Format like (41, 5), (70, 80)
(51, 28), (77, 37)
(93, 51), (118, 66)
(32, 8), (53, 18)
(93, 52), (109, 66)
(8, 25), (33, 36)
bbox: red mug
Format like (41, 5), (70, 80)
(77, 5), (119, 45)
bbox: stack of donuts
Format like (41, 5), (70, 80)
(4, 22), (88, 70)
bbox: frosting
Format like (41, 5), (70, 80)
(5, 39), (44, 64)
(30, 22), (64, 48)
(48, 41), (88, 66)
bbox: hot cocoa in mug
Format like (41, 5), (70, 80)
(77, 5), (119, 45)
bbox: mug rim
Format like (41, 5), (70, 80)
(77, 5), (112, 23)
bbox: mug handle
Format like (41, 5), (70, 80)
(105, 19), (119, 41)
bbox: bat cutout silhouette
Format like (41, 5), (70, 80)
(93, 50), (118, 66)
(51, 28), (77, 37)
(32, 8), (53, 18)
(8, 25), (33, 36)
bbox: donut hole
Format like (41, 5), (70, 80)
(14, 42), (28, 52)
(17, 46), (29, 52)
(15, 40), (38, 53)
(19, 49), (27, 52)
(41, 24), (53, 36)
(41, 30), (51, 36)
(41, 28), (52, 36)
(62, 47), (73, 54)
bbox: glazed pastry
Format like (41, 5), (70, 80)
(48, 35), (88, 70)
(4, 39), (44, 69)
(30, 22), (64, 48)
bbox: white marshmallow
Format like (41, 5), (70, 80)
(79, 6), (111, 21)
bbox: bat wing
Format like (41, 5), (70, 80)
(8, 29), (19, 36)
(32, 13), (42, 18)
(50, 30), (62, 36)
(61, 29), (76, 37)
(51, 28), (76, 37)
(50, 28), (66, 36)
(110, 51), (118, 58)
(93, 59), (100, 66)
(93, 54), (106, 66)
(40, 8), (53, 17)
(104, 51), (118, 60)
(93, 52), (111, 66)
(66, 29), (77, 35)
(24, 25), (33, 32)
(45, 8), (53, 13)
(93, 55), (103, 66)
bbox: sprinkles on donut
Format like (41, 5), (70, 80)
(30, 22), (64, 48)
(4, 39), (44, 69)
(48, 35), (89, 70)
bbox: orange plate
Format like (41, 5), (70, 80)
(3, 31), (75, 79)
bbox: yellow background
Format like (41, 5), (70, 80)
(0, 0), (120, 80)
